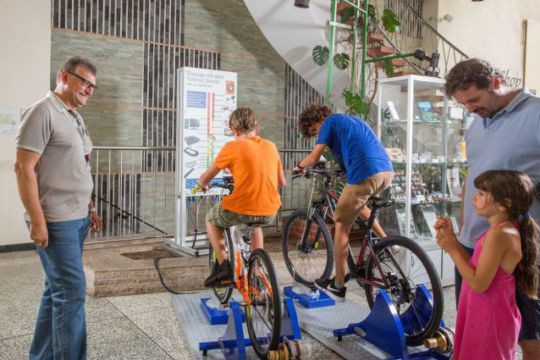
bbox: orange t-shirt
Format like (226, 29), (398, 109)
(212, 136), (283, 216)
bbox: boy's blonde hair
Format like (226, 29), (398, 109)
(229, 108), (258, 133)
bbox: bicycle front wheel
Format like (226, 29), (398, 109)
(364, 236), (443, 346)
(281, 210), (334, 287)
(208, 228), (235, 305)
(246, 249), (281, 359)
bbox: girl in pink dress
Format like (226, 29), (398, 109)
(435, 170), (539, 360)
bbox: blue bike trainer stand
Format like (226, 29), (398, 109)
(333, 284), (450, 360)
(198, 297), (302, 359)
(284, 285), (335, 308)
(200, 297), (244, 325)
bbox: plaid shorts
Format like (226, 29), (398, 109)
(206, 203), (275, 229)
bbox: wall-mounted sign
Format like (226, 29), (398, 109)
(0, 108), (20, 134)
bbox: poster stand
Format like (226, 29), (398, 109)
(168, 67), (237, 256)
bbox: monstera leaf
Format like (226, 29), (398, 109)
(382, 9), (400, 33)
(312, 45), (330, 66)
(342, 89), (370, 119)
(382, 59), (395, 77)
(333, 53), (350, 70)
(339, 6), (356, 23)
(367, 4), (376, 19)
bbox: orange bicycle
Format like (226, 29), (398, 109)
(204, 181), (281, 359)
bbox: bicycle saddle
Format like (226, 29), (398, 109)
(369, 196), (394, 209)
(244, 221), (268, 228)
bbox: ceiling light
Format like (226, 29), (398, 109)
(294, 0), (310, 8)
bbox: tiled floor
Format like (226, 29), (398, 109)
(0, 249), (462, 360)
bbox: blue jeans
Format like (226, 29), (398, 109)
(29, 216), (90, 360)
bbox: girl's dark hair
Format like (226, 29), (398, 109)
(474, 170), (539, 298)
(298, 103), (332, 137)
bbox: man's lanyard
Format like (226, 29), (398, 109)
(67, 110), (92, 163)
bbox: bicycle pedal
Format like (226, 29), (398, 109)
(345, 270), (361, 282)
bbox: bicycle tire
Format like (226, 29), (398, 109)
(207, 228), (235, 305)
(364, 236), (443, 346)
(245, 249), (281, 359)
(281, 209), (334, 287)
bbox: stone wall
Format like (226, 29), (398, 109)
(51, 31), (144, 146)
(50, 0), (319, 239)
(184, 0), (286, 147)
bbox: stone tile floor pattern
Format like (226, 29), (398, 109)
(0, 250), (521, 359)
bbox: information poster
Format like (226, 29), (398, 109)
(178, 67), (237, 195)
(0, 108), (20, 134)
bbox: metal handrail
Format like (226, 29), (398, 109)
(376, 0), (469, 77)
(88, 146), (176, 243)
(402, 1), (467, 58)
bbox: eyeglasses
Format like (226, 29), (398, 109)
(66, 70), (97, 90)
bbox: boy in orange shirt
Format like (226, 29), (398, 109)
(197, 108), (286, 287)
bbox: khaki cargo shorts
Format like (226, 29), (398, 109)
(334, 171), (394, 226)
(206, 203), (275, 229)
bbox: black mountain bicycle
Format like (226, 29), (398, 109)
(281, 165), (443, 346)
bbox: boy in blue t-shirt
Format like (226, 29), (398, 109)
(293, 103), (394, 301)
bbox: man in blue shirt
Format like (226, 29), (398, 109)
(445, 58), (540, 360)
(294, 103), (394, 301)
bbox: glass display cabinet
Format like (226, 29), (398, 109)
(376, 75), (470, 286)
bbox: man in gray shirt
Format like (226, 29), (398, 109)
(14, 56), (102, 360)
(445, 58), (540, 359)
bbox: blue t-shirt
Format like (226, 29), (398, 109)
(316, 114), (393, 184)
(461, 89), (540, 258)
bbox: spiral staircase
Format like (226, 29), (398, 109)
(243, 0), (468, 108)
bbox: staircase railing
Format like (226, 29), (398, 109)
(378, 0), (469, 77)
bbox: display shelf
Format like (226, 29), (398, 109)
(377, 75), (469, 286)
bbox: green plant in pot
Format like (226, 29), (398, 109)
(312, 1), (400, 121)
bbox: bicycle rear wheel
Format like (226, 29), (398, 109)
(207, 228), (235, 305)
(246, 249), (281, 359)
(364, 236), (443, 346)
(281, 209), (334, 287)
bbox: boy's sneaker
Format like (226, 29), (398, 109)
(204, 259), (233, 288)
(314, 276), (346, 302)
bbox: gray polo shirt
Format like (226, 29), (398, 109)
(461, 89), (540, 257)
(16, 92), (94, 223)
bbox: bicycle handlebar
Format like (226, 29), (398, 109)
(292, 167), (343, 180)
(191, 181), (234, 194)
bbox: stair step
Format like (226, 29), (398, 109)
(367, 32), (385, 43)
(376, 57), (406, 67)
(337, 2), (365, 14)
(368, 46), (395, 58)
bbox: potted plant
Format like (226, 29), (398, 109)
(312, 1), (401, 121)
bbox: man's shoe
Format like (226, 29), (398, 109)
(204, 259), (233, 288)
(315, 276), (346, 302)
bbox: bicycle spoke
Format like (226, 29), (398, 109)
(282, 210), (334, 286)
(246, 249), (280, 357)
(364, 236), (443, 346)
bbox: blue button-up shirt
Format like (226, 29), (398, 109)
(461, 89), (540, 257)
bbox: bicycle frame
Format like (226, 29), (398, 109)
(303, 169), (402, 290)
(227, 226), (273, 306)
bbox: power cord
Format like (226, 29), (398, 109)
(154, 257), (199, 295)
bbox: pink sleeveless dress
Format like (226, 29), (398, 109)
(453, 227), (521, 360)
